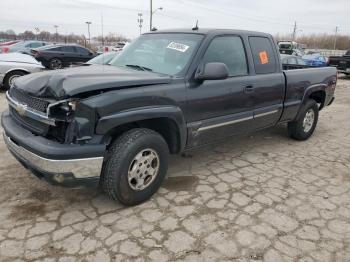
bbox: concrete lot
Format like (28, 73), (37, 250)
(0, 77), (349, 262)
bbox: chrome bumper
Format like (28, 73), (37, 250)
(4, 133), (103, 179)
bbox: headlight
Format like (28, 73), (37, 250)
(48, 99), (78, 119)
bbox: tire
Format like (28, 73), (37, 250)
(49, 58), (63, 70)
(3, 70), (26, 90)
(102, 128), (169, 206)
(288, 99), (319, 141)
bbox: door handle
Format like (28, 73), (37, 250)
(244, 85), (254, 94)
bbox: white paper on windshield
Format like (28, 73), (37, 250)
(166, 42), (190, 53)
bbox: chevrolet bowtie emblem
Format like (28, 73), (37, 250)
(16, 103), (27, 116)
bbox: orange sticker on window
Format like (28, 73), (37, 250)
(259, 51), (269, 64)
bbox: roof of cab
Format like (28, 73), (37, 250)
(144, 28), (271, 37)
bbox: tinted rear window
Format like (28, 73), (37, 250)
(249, 36), (277, 74)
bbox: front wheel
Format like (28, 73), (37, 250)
(49, 58), (63, 70)
(288, 99), (319, 141)
(3, 70), (26, 90)
(101, 128), (169, 206)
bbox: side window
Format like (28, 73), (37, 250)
(62, 46), (76, 53)
(30, 42), (43, 48)
(287, 57), (297, 65)
(50, 47), (62, 52)
(76, 47), (90, 55)
(297, 58), (307, 65)
(249, 36), (277, 74)
(202, 36), (248, 77)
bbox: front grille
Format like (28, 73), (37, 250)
(10, 88), (50, 113)
(10, 107), (50, 135)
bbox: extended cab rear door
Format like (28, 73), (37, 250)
(247, 36), (285, 129)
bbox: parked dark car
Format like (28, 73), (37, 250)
(280, 54), (309, 70)
(2, 28), (337, 206)
(32, 44), (97, 69)
(328, 50), (350, 75)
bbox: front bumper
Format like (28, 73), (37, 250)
(2, 111), (105, 188)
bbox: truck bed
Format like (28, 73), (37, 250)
(280, 67), (337, 122)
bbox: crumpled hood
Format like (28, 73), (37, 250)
(13, 65), (172, 99)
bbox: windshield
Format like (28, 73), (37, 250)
(109, 33), (203, 76)
(279, 43), (292, 50)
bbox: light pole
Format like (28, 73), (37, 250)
(150, 0), (163, 30)
(54, 25), (59, 43)
(137, 13), (144, 35)
(34, 27), (40, 40)
(334, 26), (339, 51)
(86, 21), (92, 45)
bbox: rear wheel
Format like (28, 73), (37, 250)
(288, 99), (319, 141)
(101, 128), (169, 206)
(3, 70), (26, 90)
(49, 58), (63, 70)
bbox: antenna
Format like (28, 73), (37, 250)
(192, 20), (199, 30)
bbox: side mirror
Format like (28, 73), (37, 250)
(195, 62), (229, 81)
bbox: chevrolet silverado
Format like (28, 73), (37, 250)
(2, 29), (337, 205)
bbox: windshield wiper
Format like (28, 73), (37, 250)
(125, 64), (153, 72)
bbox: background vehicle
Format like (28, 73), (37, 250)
(2, 29), (337, 206)
(86, 51), (119, 65)
(32, 44), (97, 69)
(280, 54), (309, 70)
(112, 42), (127, 52)
(278, 41), (305, 56)
(0, 40), (48, 54)
(328, 50), (350, 75)
(0, 53), (44, 90)
(302, 53), (328, 67)
(0, 40), (20, 47)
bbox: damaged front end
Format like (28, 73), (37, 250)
(6, 87), (94, 145)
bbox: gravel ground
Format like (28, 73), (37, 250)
(0, 77), (349, 262)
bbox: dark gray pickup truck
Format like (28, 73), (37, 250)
(329, 50), (350, 75)
(2, 29), (337, 205)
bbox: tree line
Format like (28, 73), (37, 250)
(0, 29), (129, 47)
(1, 29), (349, 50)
(275, 33), (350, 50)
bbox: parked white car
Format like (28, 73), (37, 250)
(0, 53), (45, 90)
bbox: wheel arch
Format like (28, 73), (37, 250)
(96, 106), (187, 154)
(290, 84), (326, 122)
(303, 84), (326, 108)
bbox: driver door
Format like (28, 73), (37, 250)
(186, 35), (255, 147)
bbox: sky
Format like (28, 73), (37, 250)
(1, 0), (349, 39)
